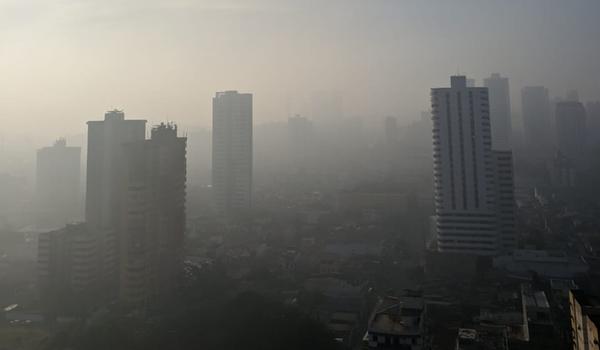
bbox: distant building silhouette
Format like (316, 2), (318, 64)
(431, 76), (516, 255)
(484, 73), (512, 150)
(38, 112), (189, 312)
(86, 110), (147, 228)
(84, 110), (147, 297)
(119, 123), (186, 305)
(555, 100), (587, 164)
(586, 101), (600, 148)
(38, 110), (147, 311)
(35, 138), (81, 228)
(212, 91), (253, 215)
(38, 223), (106, 315)
(521, 86), (553, 161)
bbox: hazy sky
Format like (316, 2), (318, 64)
(1, 0), (599, 140)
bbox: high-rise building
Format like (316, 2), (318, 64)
(586, 101), (600, 148)
(119, 123), (187, 305)
(85, 110), (146, 298)
(38, 110), (150, 313)
(35, 138), (81, 228)
(484, 73), (512, 150)
(555, 100), (587, 163)
(431, 76), (516, 255)
(212, 91), (253, 214)
(521, 86), (552, 160)
(38, 223), (108, 315)
(86, 110), (147, 228)
(492, 150), (517, 250)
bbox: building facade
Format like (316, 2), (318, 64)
(521, 86), (553, 161)
(86, 110), (147, 229)
(431, 76), (516, 255)
(84, 110), (146, 298)
(212, 91), (253, 214)
(484, 73), (512, 150)
(586, 101), (600, 148)
(38, 223), (111, 315)
(555, 100), (587, 164)
(35, 138), (81, 228)
(119, 123), (187, 305)
(492, 150), (517, 250)
(569, 290), (600, 350)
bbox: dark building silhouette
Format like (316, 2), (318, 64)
(83, 110), (147, 298)
(86, 110), (147, 229)
(38, 223), (105, 315)
(38, 110), (147, 312)
(521, 86), (552, 161)
(35, 138), (81, 228)
(119, 123), (187, 305)
(555, 100), (587, 164)
(585, 101), (600, 148)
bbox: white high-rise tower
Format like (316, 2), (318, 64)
(431, 76), (515, 255)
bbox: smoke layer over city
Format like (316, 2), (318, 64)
(1, 1), (600, 350)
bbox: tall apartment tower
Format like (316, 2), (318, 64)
(431, 76), (516, 255)
(35, 138), (81, 228)
(586, 101), (600, 147)
(85, 110), (146, 296)
(484, 73), (512, 150)
(521, 87), (553, 160)
(38, 223), (102, 315)
(555, 100), (587, 163)
(86, 110), (147, 229)
(492, 150), (517, 250)
(119, 123), (187, 305)
(212, 91), (253, 214)
(38, 110), (149, 314)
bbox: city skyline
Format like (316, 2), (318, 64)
(1, 0), (599, 139)
(2, 2), (600, 349)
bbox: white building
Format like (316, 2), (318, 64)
(212, 91), (253, 214)
(484, 73), (512, 150)
(431, 76), (516, 255)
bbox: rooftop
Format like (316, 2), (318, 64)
(368, 296), (424, 336)
(456, 326), (509, 350)
(524, 290), (550, 309)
